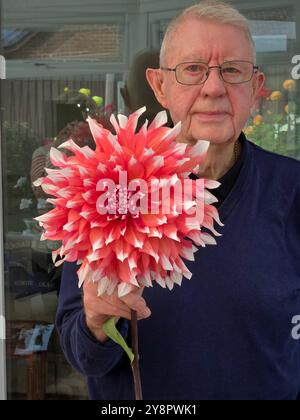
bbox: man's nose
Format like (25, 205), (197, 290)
(200, 67), (227, 97)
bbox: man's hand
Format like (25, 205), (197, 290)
(83, 281), (151, 343)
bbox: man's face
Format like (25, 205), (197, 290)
(148, 18), (264, 144)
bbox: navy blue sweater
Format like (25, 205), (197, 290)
(56, 134), (300, 400)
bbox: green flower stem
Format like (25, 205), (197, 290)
(130, 310), (143, 400)
(102, 311), (143, 400)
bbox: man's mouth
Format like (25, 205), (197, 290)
(194, 111), (230, 121)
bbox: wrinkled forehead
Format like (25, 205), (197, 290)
(164, 17), (254, 66)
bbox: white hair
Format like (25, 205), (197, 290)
(160, 0), (256, 66)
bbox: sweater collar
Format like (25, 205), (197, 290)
(218, 132), (253, 222)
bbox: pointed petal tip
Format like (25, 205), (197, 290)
(118, 282), (134, 297)
(189, 140), (210, 157)
(135, 106), (146, 116)
(149, 110), (167, 129)
(33, 178), (44, 187)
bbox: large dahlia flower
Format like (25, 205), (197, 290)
(34, 107), (223, 297)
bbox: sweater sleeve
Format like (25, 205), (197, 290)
(55, 261), (130, 377)
(285, 175), (300, 278)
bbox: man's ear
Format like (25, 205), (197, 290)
(146, 68), (169, 109)
(253, 71), (266, 98)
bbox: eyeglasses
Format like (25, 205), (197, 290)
(160, 60), (259, 85)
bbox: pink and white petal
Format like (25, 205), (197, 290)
(148, 227), (163, 239)
(124, 224), (145, 249)
(114, 240), (131, 262)
(160, 254), (173, 270)
(201, 232), (217, 246)
(118, 282), (134, 298)
(125, 107), (146, 135)
(149, 110), (168, 130)
(91, 268), (104, 283)
(32, 177), (44, 187)
(188, 140), (210, 157)
(165, 276), (174, 291)
(58, 139), (82, 154)
(162, 224), (180, 241)
(205, 204), (224, 227)
(155, 273), (166, 288)
(117, 260), (133, 284)
(109, 114), (121, 135)
(141, 240), (159, 263)
(170, 270), (183, 286)
(117, 114), (128, 129)
(205, 180), (221, 190)
(49, 148), (68, 167)
(97, 277), (110, 296)
(179, 245), (196, 261)
(204, 190), (219, 205)
(161, 122), (181, 143)
(139, 270), (152, 287)
(186, 231), (206, 247)
(106, 278), (119, 296)
(89, 228), (105, 252)
(175, 257), (193, 280)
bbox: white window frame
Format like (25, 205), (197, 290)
(0, 55), (7, 401)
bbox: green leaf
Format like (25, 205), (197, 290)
(102, 317), (135, 364)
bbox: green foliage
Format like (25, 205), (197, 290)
(246, 112), (300, 159)
(3, 121), (40, 178)
(245, 82), (300, 160)
(3, 122), (39, 230)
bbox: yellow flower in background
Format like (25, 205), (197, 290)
(244, 126), (254, 136)
(284, 104), (289, 114)
(283, 79), (296, 91)
(92, 96), (104, 107)
(270, 91), (282, 101)
(253, 115), (263, 126)
(79, 88), (91, 97)
(64, 87), (69, 93)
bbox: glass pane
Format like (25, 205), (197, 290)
(244, 6), (300, 159)
(0, 1), (132, 400)
(2, 80), (101, 399)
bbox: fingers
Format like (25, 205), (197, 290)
(83, 281), (151, 320)
(99, 295), (132, 320)
(120, 290), (151, 318)
(84, 290), (132, 320)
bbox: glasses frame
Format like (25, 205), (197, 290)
(160, 60), (259, 85)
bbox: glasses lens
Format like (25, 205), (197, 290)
(221, 61), (254, 84)
(176, 62), (208, 85)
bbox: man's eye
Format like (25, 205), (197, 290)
(185, 65), (204, 73)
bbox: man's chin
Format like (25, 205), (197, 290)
(191, 128), (236, 145)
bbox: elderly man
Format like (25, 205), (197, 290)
(56, 1), (300, 400)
